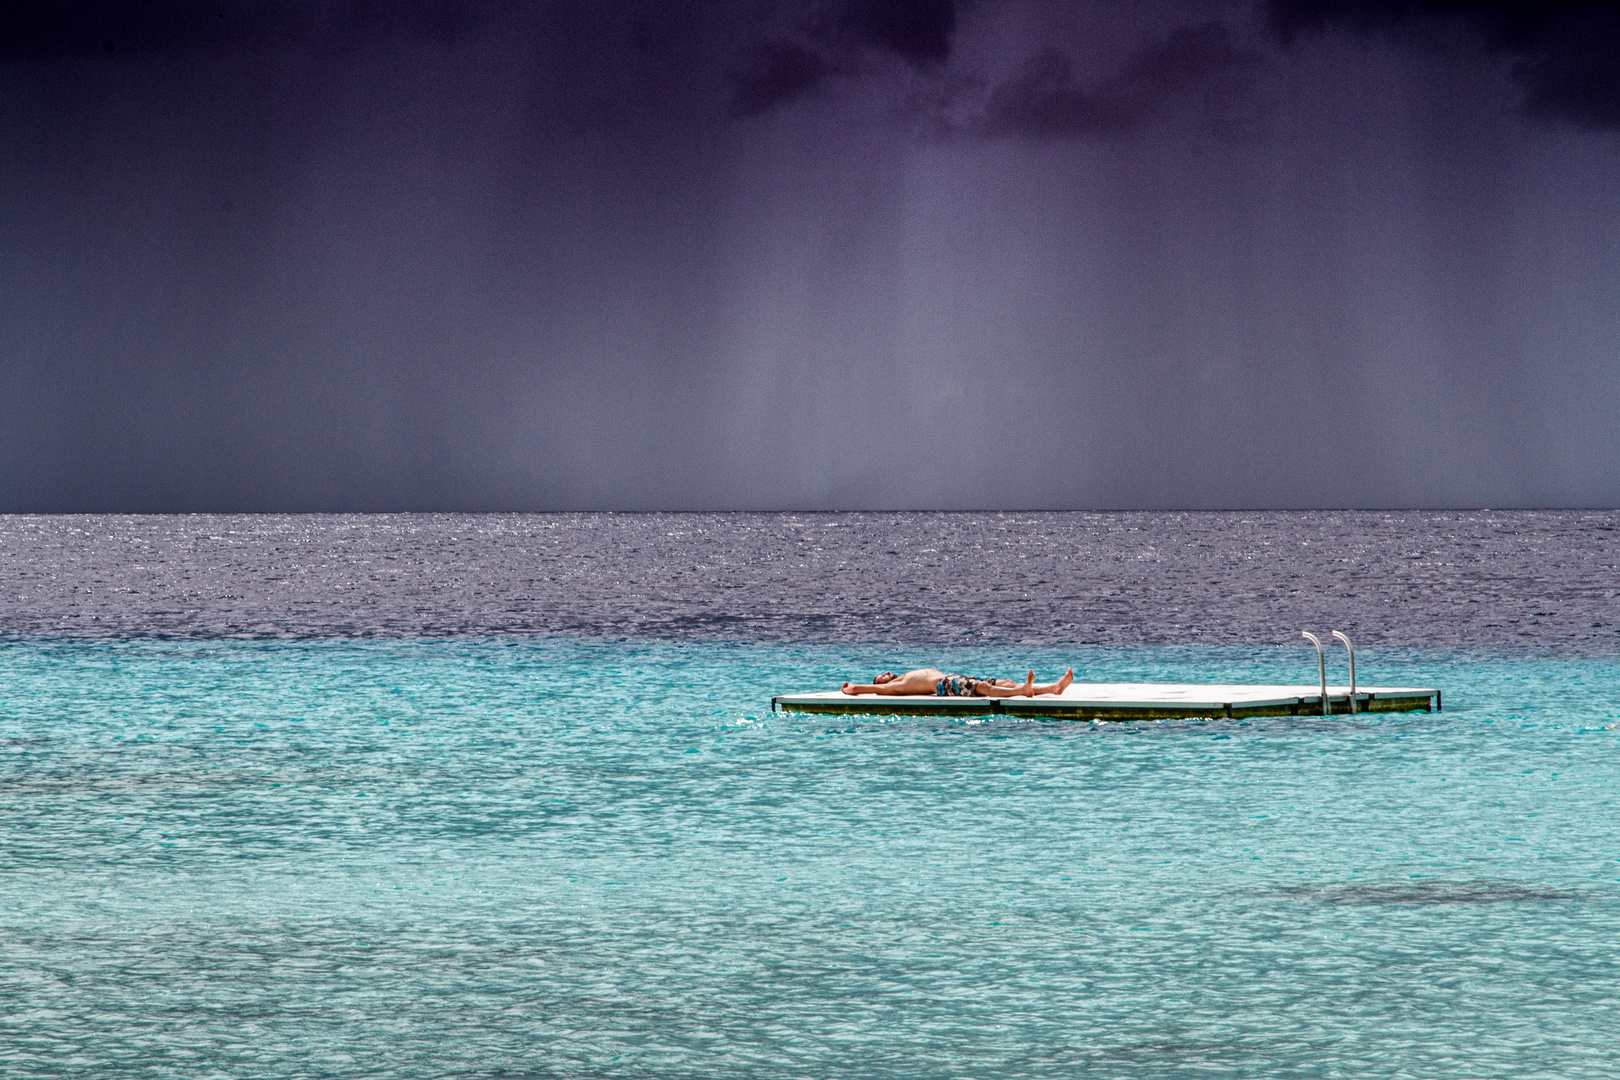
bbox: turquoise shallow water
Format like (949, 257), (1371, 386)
(1, 637), (1617, 1078)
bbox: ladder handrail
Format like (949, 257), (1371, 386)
(1301, 631), (1328, 715)
(1331, 631), (1356, 713)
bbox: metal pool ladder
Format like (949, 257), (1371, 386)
(1302, 629), (1359, 715)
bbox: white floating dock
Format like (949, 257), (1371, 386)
(772, 683), (1441, 721)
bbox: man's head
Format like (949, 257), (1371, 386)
(873, 671), (898, 684)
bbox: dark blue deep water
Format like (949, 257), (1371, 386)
(1, 513), (1617, 1078)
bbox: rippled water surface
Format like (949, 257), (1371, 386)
(3, 510), (1617, 651)
(2, 514), (1618, 1078)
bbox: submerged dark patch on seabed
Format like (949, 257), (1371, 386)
(1279, 882), (1584, 906)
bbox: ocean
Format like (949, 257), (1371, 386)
(1, 512), (1617, 1078)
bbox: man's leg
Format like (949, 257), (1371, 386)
(972, 671), (1038, 697)
(973, 669), (1075, 697)
(1032, 669), (1075, 695)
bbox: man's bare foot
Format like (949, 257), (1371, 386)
(1057, 668), (1074, 694)
(1022, 670), (1036, 697)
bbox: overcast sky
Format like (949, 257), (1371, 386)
(3, 1), (1617, 511)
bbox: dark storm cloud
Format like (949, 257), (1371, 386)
(2, 0), (1619, 511)
(0, 1), (495, 60)
(729, 0), (956, 116)
(730, 39), (838, 118)
(1269, 0), (1620, 129)
(982, 22), (1262, 138)
(838, 0), (956, 64)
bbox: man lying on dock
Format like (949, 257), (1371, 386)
(841, 668), (1075, 698)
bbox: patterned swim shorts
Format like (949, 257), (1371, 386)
(936, 674), (990, 697)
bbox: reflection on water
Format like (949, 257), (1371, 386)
(3, 510), (1618, 652)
